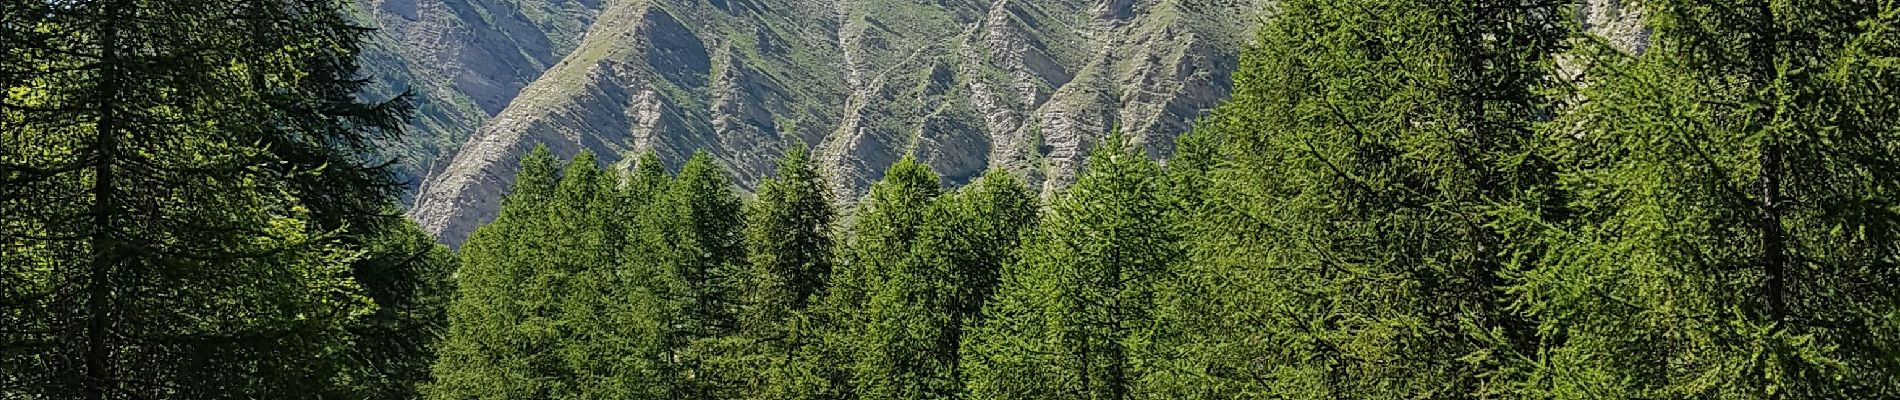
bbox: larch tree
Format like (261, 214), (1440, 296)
(1140, 0), (1573, 397)
(819, 156), (943, 400)
(546, 151), (657, 399)
(1515, 0), (1900, 397)
(918, 169), (1039, 395)
(426, 146), (564, 400)
(1, 0), (418, 397)
(848, 165), (1043, 400)
(741, 144), (838, 334)
(738, 144), (842, 400)
(619, 150), (750, 399)
(346, 218), (457, 400)
(961, 140), (1179, 400)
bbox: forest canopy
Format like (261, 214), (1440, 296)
(6, 0), (1900, 399)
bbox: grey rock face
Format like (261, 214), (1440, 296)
(380, 0), (1647, 247)
(399, 0), (1265, 247)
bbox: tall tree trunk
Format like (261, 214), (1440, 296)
(1747, 0), (1788, 324)
(84, 0), (129, 397)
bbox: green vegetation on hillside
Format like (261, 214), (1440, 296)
(420, 1), (1900, 399)
(8, 0), (1900, 399)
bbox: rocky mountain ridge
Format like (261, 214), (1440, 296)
(362, 0), (1644, 247)
(376, 0), (1264, 247)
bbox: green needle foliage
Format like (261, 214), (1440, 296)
(740, 144), (842, 400)
(15, 0), (1900, 399)
(1144, 0), (1573, 397)
(962, 140), (1179, 400)
(667, 151), (750, 400)
(427, 147), (564, 399)
(346, 218), (457, 400)
(826, 156), (945, 400)
(743, 144), (839, 333)
(1, 0), (431, 397)
(430, 148), (668, 400)
(1515, 0), (1900, 398)
(930, 170), (1039, 338)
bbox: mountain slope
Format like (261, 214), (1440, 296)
(384, 0), (1647, 247)
(401, 0), (1264, 247)
(356, 0), (605, 188)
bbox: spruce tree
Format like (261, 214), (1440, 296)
(961, 142), (1178, 400)
(1516, 1), (1900, 397)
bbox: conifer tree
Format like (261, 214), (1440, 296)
(935, 170), (1039, 327)
(1515, 1), (1900, 397)
(426, 147), (563, 399)
(345, 219), (457, 400)
(826, 156), (944, 400)
(672, 151), (748, 339)
(547, 151), (653, 399)
(2, 0), (416, 396)
(918, 169), (1039, 394)
(851, 161), (1034, 400)
(739, 144), (842, 400)
(619, 151), (749, 399)
(742, 144), (838, 334)
(961, 142), (1178, 400)
(1138, 0), (1571, 397)
(673, 151), (751, 400)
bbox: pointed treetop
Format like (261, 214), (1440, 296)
(556, 150), (606, 204)
(677, 150), (730, 187)
(873, 156), (942, 202)
(504, 145), (561, 214)
(630, 150), (669, 198)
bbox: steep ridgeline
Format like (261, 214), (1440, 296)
(403, 0), (1265, 247)
(356, 0), (606, 191)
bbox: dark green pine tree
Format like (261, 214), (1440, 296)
(961, 141), (1178, 400)
(824, 156), (944, 400)
(426, 146), (563, 399)
(1516, 1), (1900, 398)
(738, 144), (842, 400)
(2, 0), (415, 397)
(1140, 0), (1571, 397)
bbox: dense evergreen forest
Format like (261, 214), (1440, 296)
(6, 0), (1900, 398)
